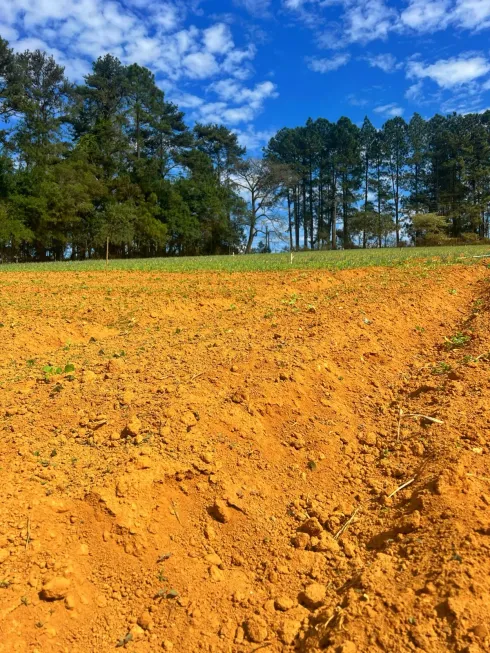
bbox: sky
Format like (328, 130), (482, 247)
(2, 0), (490, 153)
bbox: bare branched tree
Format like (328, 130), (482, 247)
(233, 158), (285, 254)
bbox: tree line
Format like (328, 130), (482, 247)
(1, 35), (490, 261)
(265, 113), (490, 250)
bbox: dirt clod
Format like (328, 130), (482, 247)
(243, 615), (268, 643)
(40, 577), (71, 601)
(298, 583), (326, 610)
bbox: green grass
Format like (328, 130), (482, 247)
(1, 245), (490, 274)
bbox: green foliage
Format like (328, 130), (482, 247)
(444, 332), (471, 350)
(1, 244), (488, 273)
(432, 361), (452, 375)
(1, 35), (490, 260)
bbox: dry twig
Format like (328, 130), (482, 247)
(334, 507), (360, 540)
(170, 499), (182, 525)
(397, 408), (443, 442)
(25, 515), (31, 551)
(388, 478), (415, 499)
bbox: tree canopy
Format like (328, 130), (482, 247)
(1, 35), (490, 260)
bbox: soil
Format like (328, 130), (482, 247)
(0, 264), (489, 653)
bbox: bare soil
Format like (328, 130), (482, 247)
(0, 264), (489, 653)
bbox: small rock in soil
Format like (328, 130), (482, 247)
(278, 618), (301, 645)
(243, 615), (268, 643)
(298, 583), (326, 610)
(124, 415), (141, 437)
(298, 517), (323, 537)
(40, 577), (71, 601)
(275, 596), (294, 611)
(137, 611), (153, 630)
(292, 532), (310, 549)
(210, 499), (232, 523)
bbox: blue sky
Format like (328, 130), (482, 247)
(2, 0), (490, 151)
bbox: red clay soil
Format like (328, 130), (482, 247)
(0, 264), (489, 653)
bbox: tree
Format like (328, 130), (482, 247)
(233, 159), (283, 254)
(13, 49), (71, 169)
(382, 117), (408, 246)
(359, 117), (377, 248)
(334, 117), (361, 248)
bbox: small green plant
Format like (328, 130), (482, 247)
(432, 361), (452, 375)
(445, 332), (470, 349)
(43, 363), (74, 378)
(43, 365), (63, 376)
(415, 325), (425, 333)
(448, 289), (457, 295)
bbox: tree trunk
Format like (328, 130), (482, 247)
(363, 156), (369, 249)
(302, 179), (308, 248)
(294, 185), (300, 250)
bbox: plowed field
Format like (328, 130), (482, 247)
(1, 263), (490, 653)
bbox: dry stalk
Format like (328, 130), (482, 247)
(397, 408), (443, 442)
(405, 413), (443, 424)
(388, 478), (415, 499)
(170, 499), (182, 525)
(334, 507), (360, 540)
(25, 515), (31, 551)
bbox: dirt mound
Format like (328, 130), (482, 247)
(0, 264), (489, 652)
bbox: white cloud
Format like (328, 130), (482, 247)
(211, 78), (278, 108)
(407, 53), (490, 88)
(233, 0), (272, 17)
(233, 125), (276, 152)
(366, 53), (401, 73)
(222, 45), (256, 79)
(400, 0), (451, 31)
(189, 78), (278, 126)
(0, 23), (19, 41)
(2, 0), (257, 84)
(344, 0), (397, 43)
(284, 0), (490, 46)
(170, 92), (204, 109)
(183, 52), (219, 79)
(453, 0), (490, 30)
(307, 53), (350, 73)
(405, 80), (424, 101)
(374, 103), (404, 116)
(203, 23), (234, 54)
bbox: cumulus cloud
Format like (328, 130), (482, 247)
(307, 53), (350, 73)
(344, 0), (397, 43)
(407, 53), (490, 88)
(1, 1), (256, 84)
(0, 0), (281, 133)
(283, 0), (490, 46)
(233, 0), (272, 17)
(232, 125), (276, 152)
(211, 78), (278, 107)
(365, 53), (401, 73)
(402, 0), (490, 32)
(203, 23), (234, 54)
(400, 0), (452, 31)
(373, 103), (404, 116)
(187, 78), (278, 126)
(405, 80), (424, 101)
